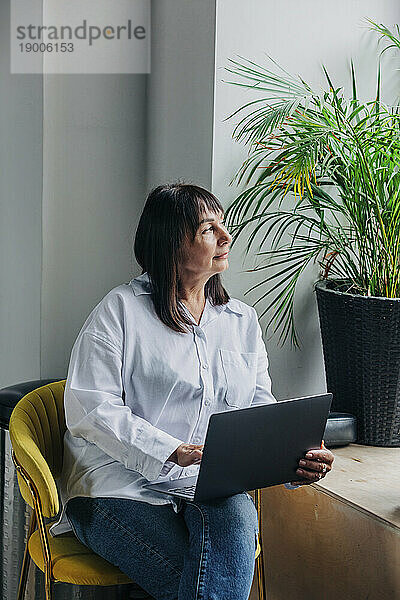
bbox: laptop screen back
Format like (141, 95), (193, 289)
(194, 394), (332, 502)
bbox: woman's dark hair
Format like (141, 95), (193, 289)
(134, 182), (230, 333)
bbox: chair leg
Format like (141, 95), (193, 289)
(17, 508), (37, 600)
(255, 489), (266, 600)
(44, 567), (53, 600)
(12, 454), (55, 600)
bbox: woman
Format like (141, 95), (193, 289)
(51, 183), (334, 600)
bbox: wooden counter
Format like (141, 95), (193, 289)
(249, 444), (400, 600)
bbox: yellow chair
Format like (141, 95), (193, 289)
(9, 380), (264, 600)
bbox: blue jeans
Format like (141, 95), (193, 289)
(65, 493), (259, 600)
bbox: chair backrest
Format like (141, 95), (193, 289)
(9, 380), (67, 517)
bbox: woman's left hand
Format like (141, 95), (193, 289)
(290, 443), (334, 486)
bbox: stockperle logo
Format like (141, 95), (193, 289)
(11, 0), (150, 74)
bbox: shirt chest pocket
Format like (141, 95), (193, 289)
(219, 349), (258, 408)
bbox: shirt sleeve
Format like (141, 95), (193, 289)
(64, 312), (184, 482)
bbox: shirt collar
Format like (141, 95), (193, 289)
(129, 272), (153, 296)
(129, 272), (244, 316)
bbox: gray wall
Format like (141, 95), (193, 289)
(40, 75), (147, 378)
(212, 0), (399, 400)
(146, 0), (216, 189)
(0, 0), (43, 388)
(1, 0), (217, 385)
(41, 0), (218, 379)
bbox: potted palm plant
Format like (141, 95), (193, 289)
(224, 20), (400, 446)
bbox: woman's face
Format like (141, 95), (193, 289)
(179, 209), (232, 281)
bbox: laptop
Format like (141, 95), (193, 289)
(144, 393), (332, 502)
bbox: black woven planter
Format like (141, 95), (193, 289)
(315, 279), (400, 447)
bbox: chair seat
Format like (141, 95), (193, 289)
(28, 524), (133, 586)
(29, 524), (262, 585)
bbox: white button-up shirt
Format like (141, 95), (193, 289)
(50, 272), (293, 537)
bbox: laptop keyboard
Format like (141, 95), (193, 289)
(167, 484), (196, 497)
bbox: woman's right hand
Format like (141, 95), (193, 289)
(167, 443), (203, 467)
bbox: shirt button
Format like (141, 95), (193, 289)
(201, 363), (209, 370)
(204, 399), (211, 406)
